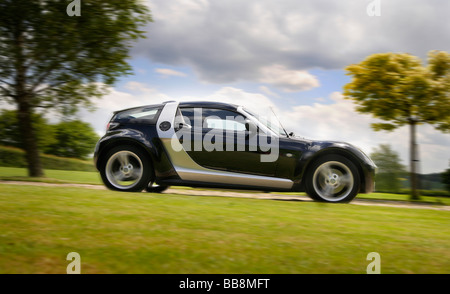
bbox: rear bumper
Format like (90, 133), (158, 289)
(361, 164), (376, 194)
(93, 140), (101, 170)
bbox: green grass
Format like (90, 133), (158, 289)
(0, 184), (449, 274)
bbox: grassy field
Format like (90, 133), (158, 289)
(0, 183), (449, 274)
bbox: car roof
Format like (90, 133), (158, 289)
(114, 101), (240, 114)
(178, 101), (239, 111)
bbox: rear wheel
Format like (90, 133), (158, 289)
(100, 145), (151, 192)
(305, 154), (360, 203)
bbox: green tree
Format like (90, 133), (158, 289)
(0, 109), (56, 151)
(0, 0), (151, 176)
(370, 144), (406, 193)
(442, 168), (450, 192)
(344, 51), (450, 200)
(0, 109), (99, 160)
(46, 120), (99, 160)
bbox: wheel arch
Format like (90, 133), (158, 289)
(301, 147), (367, 193)
(96, 137), (156, 173)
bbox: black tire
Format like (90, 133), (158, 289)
(145, 182), (169, 193)
(305, 154), (360, 203)
(100, 145), (151, 192)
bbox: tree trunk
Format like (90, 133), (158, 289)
(16, 99), (44, 177)
(409, 121), (420, 200)
(12, 26), (45, 178)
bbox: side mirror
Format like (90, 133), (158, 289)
(176, 122), (191, 130)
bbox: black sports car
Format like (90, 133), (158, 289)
(94, 101), (376, 203)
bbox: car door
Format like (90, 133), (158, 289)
(177, 107), (278, 177)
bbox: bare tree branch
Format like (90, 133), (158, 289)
(0, 84), (14, 98)
(0, 78), (13, 86)
(28, 64), (60, 93)
(34, 81), (67, 94)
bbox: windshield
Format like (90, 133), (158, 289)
(243, 108), (288, 137)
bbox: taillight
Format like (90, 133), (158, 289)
(106, 122), (119, 131)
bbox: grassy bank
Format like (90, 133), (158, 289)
(0, 166), (101, 185)
(0, 146), (95, 172)
(0, 184), (449, 274)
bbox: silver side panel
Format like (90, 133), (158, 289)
(156, 101), (179, 139)
(157, 102), (293, 189)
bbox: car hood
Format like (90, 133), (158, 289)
(289, 136), (376, 169)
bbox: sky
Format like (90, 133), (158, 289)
(66, 0), (450, 174)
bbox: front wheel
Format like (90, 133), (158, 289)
(100, 145), (151, 192)
(305, 154), (360, 203)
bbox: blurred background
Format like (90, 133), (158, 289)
(0, 0), (449, 274)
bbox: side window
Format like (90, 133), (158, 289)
(180, 108), (195, 125)
(180, 107), (247, 132)
(113, 105), (162, 122)
(204, 117), (246, 131)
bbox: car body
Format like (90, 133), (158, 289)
(94, 101), (377, 203)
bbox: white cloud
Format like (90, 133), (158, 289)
(155, 68), (187, 78)
(259, 86), (280, 98)
(258, 65), (319, 92)
(125, 81), (156, 93)
(136, 0), (450, 85)
(197, 87), (278, 116)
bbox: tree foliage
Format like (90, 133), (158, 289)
(0, 0), (152, 176)
(0, 110), (99, 160)
(344, 51), (450, 200)
(0, 109), (56, 150)
(344, 51), (450, 131)
(370, 144), (406, 193)
(46, 120), (99, 160)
